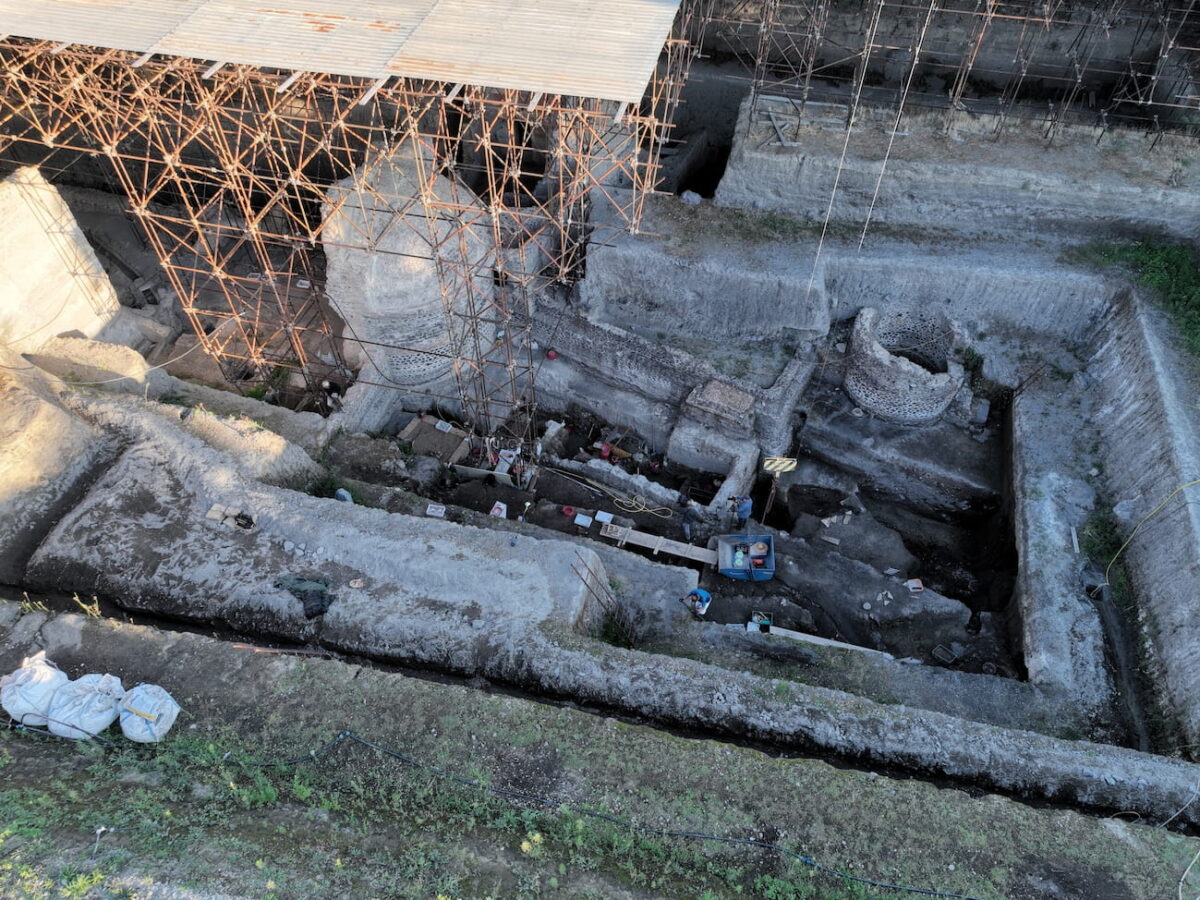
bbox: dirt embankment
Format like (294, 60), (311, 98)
(2, 607), (1198, 900)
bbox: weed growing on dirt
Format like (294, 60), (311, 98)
(71, 594), (101, 618)
(663, 198), (941, 250)
(19, 593), (49, 614)
(595, 610), (634, 649)
(305, 470), (363, 504)
(1080, 506), (1187, 754)
(1079, 506), (1135, 607)
(0, 727), (907, 899)
(56, 868), (105, 899)
(957, 345), (984, 375)
(1079, 506), (1122, 562)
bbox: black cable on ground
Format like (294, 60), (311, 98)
(8, 720), (988, 898)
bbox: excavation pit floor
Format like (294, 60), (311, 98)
(428, 377), (1022, 677)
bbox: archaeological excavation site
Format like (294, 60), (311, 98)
(5, 1), (1200, 897)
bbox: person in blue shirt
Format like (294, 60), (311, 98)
(684, 588), (712, 616)
(733, 495), (753, 530)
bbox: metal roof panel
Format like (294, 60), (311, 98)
(0, 0), (681, 102)
(0, 0), (204, 52)
(385, 0), (682, 102)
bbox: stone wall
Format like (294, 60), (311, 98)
(0, 352), (115, 583)
(823, 252), (1115, 344)
(23, 335), (332, 456)
(24, 393), (601, 650)
(708, 4), (1157, 93)
(716, 98), (1200, 242)
(532, 292), (800, 485)
(756, 355), (815, 455)
(580, 197), (831, 342)
(1092, 292), (1200, 753)
(585, 197), (1115, 348)
(0, 168), (124, 352)
(532, 293), (715, 452)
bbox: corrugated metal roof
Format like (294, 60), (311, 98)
(0, 0), (681, 103)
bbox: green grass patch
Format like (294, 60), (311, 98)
(0, 728), (904, 899)
(1079, 506), (1123, 562)
(957, 345), (984, 376)
(1063, 241), (1200, 356)
(595, 610), (634, 649)
(661, 200), (939, 251)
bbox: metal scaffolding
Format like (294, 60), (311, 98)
(0, 1), (701, 444)
(711, 0), (1200, 141)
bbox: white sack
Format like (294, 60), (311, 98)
(47, 673), (125, 739)
(0, 651), (67, 726)
(119, 684), (180, 743)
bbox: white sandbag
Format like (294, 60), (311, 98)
(47, 673), (125, 740)
(1, 651), (67, 726)
(119, 684), (180, 743)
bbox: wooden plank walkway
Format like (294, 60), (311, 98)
(599, 523), (718, 565)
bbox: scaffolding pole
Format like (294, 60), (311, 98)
(0, 1), (703, 444)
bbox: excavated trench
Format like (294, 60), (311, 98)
(0, 585), (983, 780)
(716, 387), (1020, 673)
(431, 392), (1023, 673)
(2, 350), (1194, 831)
(7, 584), (1192, 835)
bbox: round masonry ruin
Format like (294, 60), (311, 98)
(844, 307), (966, 424)
(322, 149), (495, 389)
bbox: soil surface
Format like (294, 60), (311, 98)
(3, 607), (1199, 900)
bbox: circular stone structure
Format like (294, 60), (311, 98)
(322, 149), (495, 388)
(843, 307), (966, 424)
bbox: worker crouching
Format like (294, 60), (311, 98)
(684, 588), (711, 616)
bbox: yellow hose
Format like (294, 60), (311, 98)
(1099, 477), (1200, 591)
(547, 466), (675, 519)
